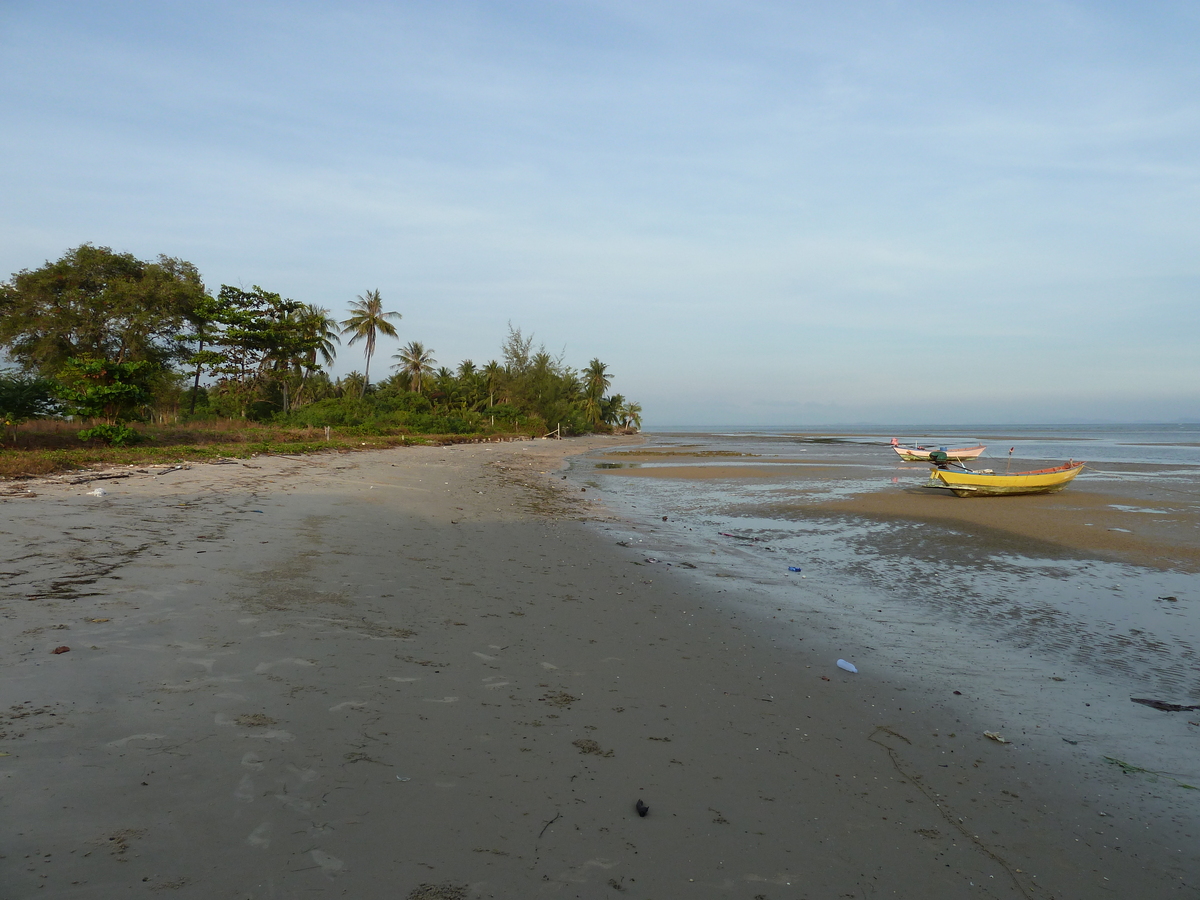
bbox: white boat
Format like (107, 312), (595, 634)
(891, 438), (986, 462)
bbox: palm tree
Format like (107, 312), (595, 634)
(482, 360), (504, 407)
(584, 358), (611, 425)
(339, 371), (366, 398)
(340, 289), (401, 398)
(393, 341), (437, 394)
(619, 400), (643, 431)
(298, 304), (340, 368)
(601, 393), (625, 426)
(292, 304), (340, 407)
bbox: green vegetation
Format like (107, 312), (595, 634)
(0, 419), (498, 479)
(0, 244), (641, 471)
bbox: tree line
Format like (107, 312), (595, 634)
(0, 244), (642, 438)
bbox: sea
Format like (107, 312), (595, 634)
(565, 424), (1200, 803)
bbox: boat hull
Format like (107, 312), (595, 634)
(894, 444), (986, 462)
(930, 462), (1085, 497)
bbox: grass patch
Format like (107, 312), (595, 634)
(0, 421), (534, 479)
(605, 449), (757, 458)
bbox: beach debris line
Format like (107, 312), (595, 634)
(836, 659), (858, 673)
(65, 472), (129, 485)
(718, 531), (768, 542)
(983, 731), (1011, 744)
(1131, 697), (1200, 712)
(636, 799), (649, 817)
(405, 881), (469, 900)
(573, 738), (614, 757)
(1104, 756), (1198, 790)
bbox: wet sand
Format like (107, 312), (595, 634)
(818, 482), (1200, 573)
(1, 440), (1196, 898)
(607, 450), (1200, 572)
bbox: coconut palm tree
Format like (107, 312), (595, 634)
(584, 358), (611, 425)
(601, 393), (625, 426)
(619, 400), (643, 431)
(482, 360), (504, 407)
(292, 304), (340, 406)
(339, 371), (366, 398)
(298, 304), (340, 368)
(339, 289), (401, 398)
(393, 341), (437, 394)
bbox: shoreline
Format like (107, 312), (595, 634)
(2, 438), (1196, 897)
(588, 448), (1200, 573)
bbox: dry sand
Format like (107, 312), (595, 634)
(1, 439), (1196, 898)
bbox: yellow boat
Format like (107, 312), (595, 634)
(929, 460), (1085, 497)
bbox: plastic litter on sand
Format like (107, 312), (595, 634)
(836, 659), (858, 673)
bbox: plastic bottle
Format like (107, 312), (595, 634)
(836, 659), (858, 673)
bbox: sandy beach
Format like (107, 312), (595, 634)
(2, 438), (1197, 899)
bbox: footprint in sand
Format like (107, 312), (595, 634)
(310, 849), (344, 876)
(241, 752), (265, 770)
(246, 822), (272, 848)
(254, 658), (316, 673)
(240, 729), (294, 742)
(275, 792), (312, 813)
(107, 733), (165, 748)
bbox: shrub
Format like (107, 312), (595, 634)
(78, 424), (142, 446)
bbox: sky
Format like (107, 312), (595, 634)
(2, 0), (1198, 426)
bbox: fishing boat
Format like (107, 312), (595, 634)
(891, 437), (986, 462)
(928, 460), (1085, 497)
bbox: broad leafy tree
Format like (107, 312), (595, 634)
(0, 373), (58, 425)
(0, 243), (206, 383)
(198, 285), (321, 416)
(53, 356), (155, 423)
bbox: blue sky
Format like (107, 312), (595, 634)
(2, 1), (1198, 425)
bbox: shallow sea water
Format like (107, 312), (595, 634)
(569, 426), (1200, 796)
